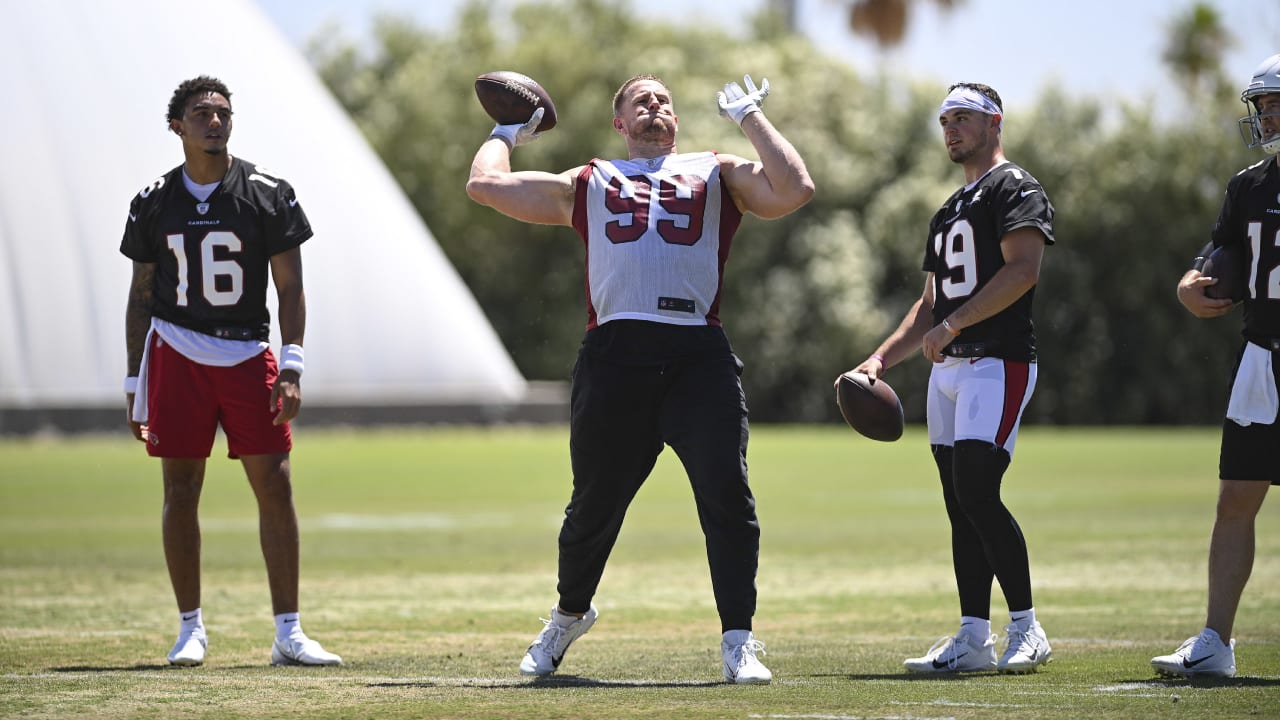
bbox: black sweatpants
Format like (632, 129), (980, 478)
(555, 321), (760, 632)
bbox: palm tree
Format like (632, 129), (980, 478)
(839, 0), (966, 49)
(1162, 2), (1234, 100)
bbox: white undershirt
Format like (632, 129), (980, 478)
(130, 169), (271, 422)
(183, 168), (220, 202)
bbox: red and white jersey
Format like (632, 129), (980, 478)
(572, 152), (743, 329)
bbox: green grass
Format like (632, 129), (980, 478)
(1, 425), (1278, 719)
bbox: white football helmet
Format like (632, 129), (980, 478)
(1238, 53), (1280, 154)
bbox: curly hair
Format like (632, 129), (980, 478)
(612, 74), (671, 117)
(166, 76), (232, 126)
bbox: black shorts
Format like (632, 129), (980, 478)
(1218, 340), (1280, 484)
(1220, 417), (1280, 484)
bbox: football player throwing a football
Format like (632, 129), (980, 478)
(844, 82), (1055, 675)
(1154, 52), (1280, 679)
(121, 76), (340, 668)
(467, 74), (813, 683)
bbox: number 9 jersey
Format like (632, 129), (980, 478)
(119, 157), (312, 342)
(924, 162), (1055, 362)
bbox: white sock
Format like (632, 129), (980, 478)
(274, 612), (303, 641)
(959, 616), (991, 639)
(552, 607), (583, 628)
(1010, 607), (1037, 631)
(179, 608), (204, 635)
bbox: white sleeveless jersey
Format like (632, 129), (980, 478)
(571, 152), (743, 329)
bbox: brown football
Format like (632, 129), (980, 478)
(1202, 243), (1247, 301)
(474, 71), (557, 131)
(836, 371), (904, 442)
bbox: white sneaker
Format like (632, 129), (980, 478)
(722, 630), (772, 684)
(271, 635), (343, 666)
(904, 631), (997, 673)
(1151, 631), (1236, 678)
(519, 605), (598, 676)
(167, 629), (207, 666)
(998, 622), (1053, 674)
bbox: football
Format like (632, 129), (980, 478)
(474, 71), (558, 131)
(1202, 243), (1247, 301)
(836, 372), (904, 442)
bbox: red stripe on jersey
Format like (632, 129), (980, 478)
(572, 165), (598, 329)
(705, 168), (742, 327)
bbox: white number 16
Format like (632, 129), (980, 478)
(165, 231), (244, 307)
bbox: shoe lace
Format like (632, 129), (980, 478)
(732, 638), (767, 669)
(532, 617), (568, 656)
(1177, 634), (1209, 659)
(1002, 624), (1041, 657)
(924, 635), (960, 668)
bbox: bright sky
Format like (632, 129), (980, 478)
(256, 0), (1278, 112)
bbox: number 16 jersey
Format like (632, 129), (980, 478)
(119, 157), (312, 342)
(572, 152), (743, 330)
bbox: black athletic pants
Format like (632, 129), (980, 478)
(555, 321), (760, 632)
(932, 440), (1033, 619)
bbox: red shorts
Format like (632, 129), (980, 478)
(144, 334), (292, 458)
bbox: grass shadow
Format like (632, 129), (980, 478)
(811, 672), (980, 682)
(1131, 676), (1280, 688)
(52, 664), (172, 672)
(368, 675), (725, 690)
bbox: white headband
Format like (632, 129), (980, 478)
(939, 86), (1003, 128)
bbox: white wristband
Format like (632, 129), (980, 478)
(280, 344), (305, 375)
(124, 376), (139, 394)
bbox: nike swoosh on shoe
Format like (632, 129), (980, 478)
(933, 652), (967, 669)
(1183, 654), (1215, 668)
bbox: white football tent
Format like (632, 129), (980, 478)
(0, 0), (539, 430)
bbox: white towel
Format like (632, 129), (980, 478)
(131, 326), (155, 423)
(1226, 342), (1279, 426)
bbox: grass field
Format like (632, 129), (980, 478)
(1, 424), (1278, 719)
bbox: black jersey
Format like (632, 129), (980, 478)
(1211, 156), (1280, 340)
(119, 157), (312, 341)
(924, 162), (1055, 362)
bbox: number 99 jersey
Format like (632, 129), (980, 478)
(924, 162), (1055, 362)
(119, 157), (312, 342)
(572, 152), (742, 330)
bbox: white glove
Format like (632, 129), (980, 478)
(717, 75), (770, 125)
(489, 106), (544, 148)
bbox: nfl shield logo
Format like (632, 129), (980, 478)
(196, 202), (210, 215)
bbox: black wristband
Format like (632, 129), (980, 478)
(1190, 241), (1213, 272)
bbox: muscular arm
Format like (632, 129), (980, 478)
(124, 262), (155, 439)
(927, 226), (1046, 352)
(850, 275), (936, 382)
(269, 247), (305, 424)
(466, 137), (579, 226)
(719, 113), (815, 219)
(125, 262), (156, 376)
(270, 247), (305, 347)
